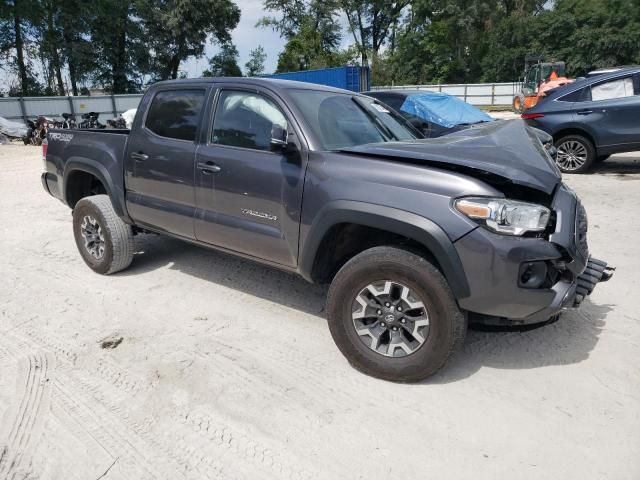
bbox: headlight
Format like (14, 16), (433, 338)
(454, 197), (550, 236)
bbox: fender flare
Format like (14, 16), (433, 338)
(298, 200), (470, 299)
(63, 159), (130, 222)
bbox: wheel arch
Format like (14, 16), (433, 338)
(553, 128), (597, 150)
(298, 201), (470, 299)
(63, 159), (129, 221)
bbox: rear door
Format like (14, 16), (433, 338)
(587, 74), (640, 151)
(125, 87), (206, 238)
(193, 86), (307, 267)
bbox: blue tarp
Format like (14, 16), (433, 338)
(400, 92), (493, 128)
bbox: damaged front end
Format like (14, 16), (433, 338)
(457, 183), (615, 326)
(547, 185), (615, 310)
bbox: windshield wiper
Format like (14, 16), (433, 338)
(351, 97), (396, 141)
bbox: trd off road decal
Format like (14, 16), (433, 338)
(49, 132), (74, 142)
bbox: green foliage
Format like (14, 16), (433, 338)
(0, 0), (45, 95)
(384, 0), (640, 85)
(203, 42), (242, 77)
(138, 0), (241, 81)
(537, 0), (640, 76)
(1, 0), (639, 95)
(260, 0), (346, 72)
(89, 0), (148, 93)
(245, 46), (267, 76)
(340, 0), (409, 65)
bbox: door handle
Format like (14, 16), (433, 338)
(197, 161), (221, 174)
(131, 152), (148, 161)
(576, 110), (593, 115)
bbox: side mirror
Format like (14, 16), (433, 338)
(270, 124), (289, 152)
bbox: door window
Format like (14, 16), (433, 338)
(212, 90), (287, 151)
(558, 87), (592, 102)
(145, 89), (205, 141)
(591, 77), (634, 101)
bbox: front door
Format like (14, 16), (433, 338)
(125, 88), (206, 238)
(194, 87), (306, 267)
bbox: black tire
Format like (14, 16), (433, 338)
(596, 154), (610, 163)
(326, 246), (466, 382)
(72, 194), (134, 274)
(554, 134), (596, 174)
(512, 94), (525, 114)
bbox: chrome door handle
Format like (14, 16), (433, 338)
(131, 152), (148, 161)
(197, 161), (221, 174)
(576, 110), (593, 115)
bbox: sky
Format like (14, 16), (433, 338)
(182, 0), (287, 77)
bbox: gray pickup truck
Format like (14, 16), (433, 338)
(42, 78), (613, 381)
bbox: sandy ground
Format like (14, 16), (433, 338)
(0, 144), (638, 480)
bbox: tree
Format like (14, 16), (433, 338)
(58, 0), (96, 95)
(89, 0), (149, 93)
(245, 46), (266, 76)
(537, 0), (640, 76)
(340, 0), (410, 68)
(203, 42), (242, 77)
(39, 0), (65, 95)
(139, 0), (241, 80)
(0, 0), (43, 95)
(260, 0), (345, 71)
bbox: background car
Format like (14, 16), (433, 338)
(364, 90), (493, 138)
(522, 66), (640, 173)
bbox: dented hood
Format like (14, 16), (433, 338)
(340, 119), (562, 195)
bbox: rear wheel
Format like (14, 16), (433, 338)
(326, 246), (466, 382)
(512, 94), (525, 114)
(72, 195), (134, 274)
(554, 134), (596, 174)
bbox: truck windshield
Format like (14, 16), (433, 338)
(289, 89), (420, 150)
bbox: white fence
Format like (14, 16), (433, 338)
(0, 82), (516, 123)
(371, 82), (516, 106)
(0, 94), (143, 122)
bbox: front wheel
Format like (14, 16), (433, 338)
(72, 195), (134, 274)
(326, 246), (466, 382)
(554, 134), (596, 173)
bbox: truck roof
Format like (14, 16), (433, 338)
(151, 77), (353, 95)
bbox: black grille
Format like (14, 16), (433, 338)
(576, 202), (589, 256)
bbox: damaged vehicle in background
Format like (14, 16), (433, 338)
(366, 89), (558, 159)
(42, 78), (613, 382)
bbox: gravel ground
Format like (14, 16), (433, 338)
(0, 144), (638, 480)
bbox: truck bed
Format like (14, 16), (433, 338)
(43, 128), (130, 213)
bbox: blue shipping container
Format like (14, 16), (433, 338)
(262, 66), (371, 92)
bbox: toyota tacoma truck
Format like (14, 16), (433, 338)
(41, 78), (614, 382)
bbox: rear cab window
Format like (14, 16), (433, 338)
(145, 89), (206, 141)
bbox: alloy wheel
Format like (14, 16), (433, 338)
(351, 280), (430, 357)
(80, 215), (106, 259)
(556, 140), (588, 171)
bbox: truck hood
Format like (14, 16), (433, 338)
(340, 119), (562, 195)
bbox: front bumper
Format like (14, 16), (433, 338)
(454, 184), (614, 325)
